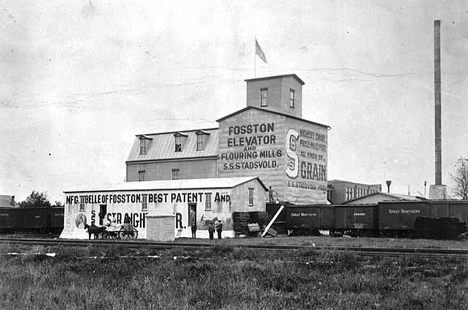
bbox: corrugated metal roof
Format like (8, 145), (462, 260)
(382, 193), (426, 201)
(343, 192), (426, 205)
(65, 177), (268, 193)
(127, 128), (219, 162)
(328, 179), (381, 186)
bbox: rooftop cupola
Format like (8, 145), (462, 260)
(244, 74), (304, 118)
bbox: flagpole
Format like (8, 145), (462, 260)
(254, 38), (257, 77)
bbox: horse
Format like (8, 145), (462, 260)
(84, 224), (107, 240)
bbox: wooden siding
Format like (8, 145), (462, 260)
(246, 75), (303, 118)
(218, 108), (328, 204)
(61, 177), (267, 239)
(230, 179), (268, 212)
(127, 158), (217, 182)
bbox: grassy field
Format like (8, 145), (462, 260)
(4, 232), (468, 250)
(1, 240), (467, 310)
(175, 235), (468, 250)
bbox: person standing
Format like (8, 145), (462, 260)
(215, 219), (223, 239)
(190, 208), (197, 238)
(207, 220), (215, 240)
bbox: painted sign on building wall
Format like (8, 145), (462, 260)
(61, 189), (233, 240)
(217, 110), (328, 203)
(285, 127), (327, 192)
(219, 122), (282, 171)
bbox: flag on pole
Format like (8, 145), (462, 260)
(255, 39), (267, 63)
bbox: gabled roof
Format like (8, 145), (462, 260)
(216, 106), (330, 129)
(0, 195), (17, 208)
(195, 130), (211, 135)
(173, 132), (188, 137)
(343, 192), (426, 205)
(64, 177), (269, 193)
(127, 128), (219, 162)
(137, 135), (153, 140)
(244, 74), (305, 85)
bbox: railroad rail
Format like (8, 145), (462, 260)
(1, 237), (468, 257)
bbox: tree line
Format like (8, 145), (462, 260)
(18, 190), (63, 208)
(451, 157), (468, 200)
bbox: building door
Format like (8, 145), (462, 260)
(188, 203), (197, 227)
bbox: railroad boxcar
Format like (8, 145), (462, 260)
(321, 206), (335, 229)
(448, 201), (468, 222)
(378, 201), (431, 237)
(21, 207), (49, 231)
(266, 202), (291, 235)
(0, 208), (21, 232)
(333, 205), (378, 236)
(49, 207), (65, 233)
(414, 216), (466, 239)
(429, 201), (450, 218)
(429, 200), (468, 221)
(0, 206), (65, 233)
(285, 205), (334, 235)
(270, 200), (468, 239)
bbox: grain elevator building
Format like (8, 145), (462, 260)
(126, 74), (330, 204)
(62, 74), (330, 240)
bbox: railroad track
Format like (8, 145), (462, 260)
(1, 237), (468, 257)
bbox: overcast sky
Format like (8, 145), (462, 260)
(1, 0), (468, 203)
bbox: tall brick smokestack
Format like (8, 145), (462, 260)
(434, 20), (442, 185)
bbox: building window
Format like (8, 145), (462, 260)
(138, 170), (145, 182)
(172, 168), (180, 180)
(197, 134), (205, 151)
(80, 197), (85, 212)
(248, 188), (254, 206)
(174, 132), (188, 152)
(205, 193), (212, 211)
(141, 194), (148, 211)
(140, 139), (147, 155)
(175, 136), (182, 152)
(290, 89), (295, 108)
(195, 130), (210, 151)
(138, 135), (152, 155)
(260, 88), (268, 107)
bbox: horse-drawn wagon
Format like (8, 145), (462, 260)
(84, 223), (138, 240)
